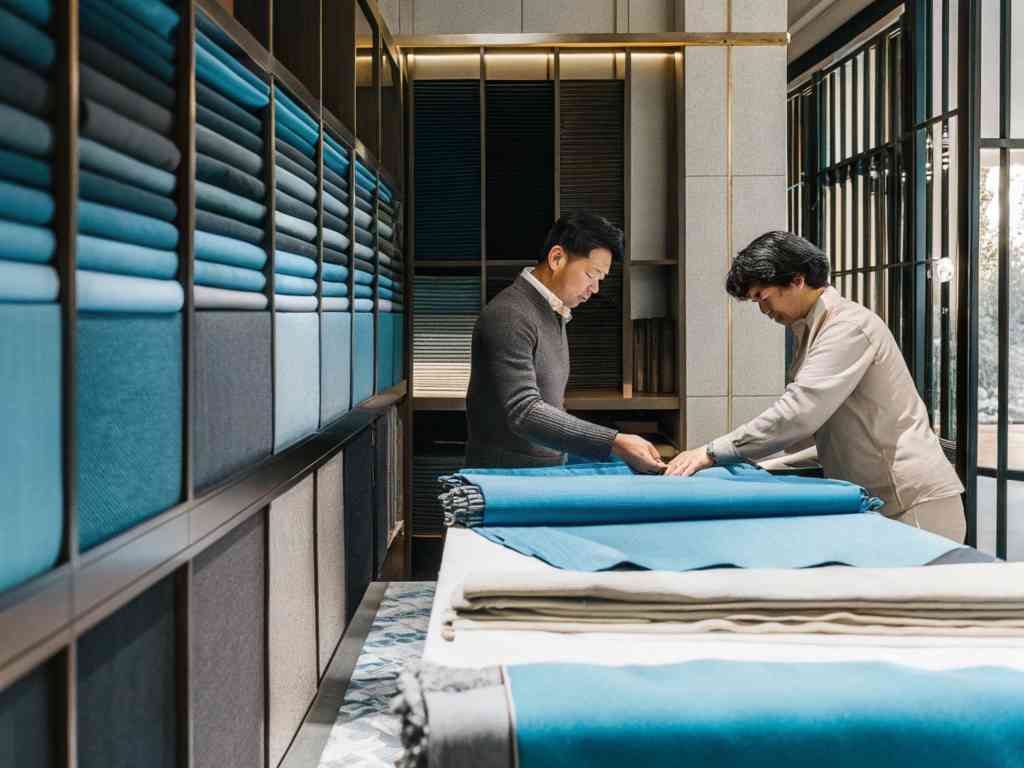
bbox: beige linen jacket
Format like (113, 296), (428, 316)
(709, 287), (963, 514)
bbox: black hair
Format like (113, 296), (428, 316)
(725, 231), (830, 298)
(538, 211), (624, 264)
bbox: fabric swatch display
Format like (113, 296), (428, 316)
(353, 310), (374, 405)
(321, 311), (352, 424)
(378, 311), (396, 390)
(320, 131), (352, 315)
(632, 317), (676, 394)
(413, 275), (479, 397)
(274, 311), (319, 452)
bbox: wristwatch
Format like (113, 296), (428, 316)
(704, 442), (717, 464)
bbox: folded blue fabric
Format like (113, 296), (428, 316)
(80, 62), (173, 135)
(80, 97), (181, 171)
(76, 269), (183, 312)
(0, 6), (55, 73)
(323, 245), (348, 266)
(196, 180), (266, 224)
(276, 121), (316, 158)
(79, 199), (179, 250)
(196, 152), (265, 201)
(275, 187), (316, 220)
(354, 194), (373, 215)
(354, 269), (373, 286)
(353, 298), (373, 312)
(194, 259), (266, 292)
(378, 274), (394, 289)
(355, 169), (375, 195)
(197, 80), (262, 135)
(323, 131), (347, 159)
(0, 103), (53, 158)
(380, 222), (394, 239)
(321, 262), (348, 282)
(273, 272), (317, 295)
(0, 219), (54, 264)
(193, 284), (268, 310)
(80, 33), (175, 108)
(274, 210), (316, 242)
(353, 208), (373, 229)
(354, 183), (373, 205)
(0, 260), (58, 301)
(323, 163), (348, 191)
(276, 87), (318, 133)
(274, 250), (317, 278)
(197, 123), (263, 176)
(379, 286), (395, 301)
(196, 8), (241, 54)
(0, 52), (52, 117)
(2, 0), (52, 25)
(105, 0), (179, 37)
(77, 233), (178, 279)
(194, 230), (266, 270)
(79, 0), (174, 81)
(274, 95), (319, 145)
(323, 142), (349, 176)
(275, 165), (317, 205)
(197, 28), (266, 95)
(197, 102), (263, 155)
(82, 0), (175, 60)
(0, 148), (49, 189)
(323, 228), (349, 252)
(321, 297), (349, 311)
(80, 168), (178, 221)
(196, 44), (268, 109)
(273, 293), (317, 312)
(353, 284), (373, 299)
(353, 311), (374, 401)
(278, 139), (316, 174)
(197, 210), (263, 244)
(0, 179), (53, 225)
(79, 137), (177, 195)
(323, 190), (349, 220)
(322, 281), (348, 297)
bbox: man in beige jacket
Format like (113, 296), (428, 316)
(667, 231), (966, 542)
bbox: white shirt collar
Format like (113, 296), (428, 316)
(521, 267), (572, 321)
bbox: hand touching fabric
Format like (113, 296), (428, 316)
(610, 433), (666, 474)
(665, 446), (713, 477)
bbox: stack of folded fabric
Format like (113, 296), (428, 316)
(413, 275), (480, 397)
(377, 180), (404, 389)
(0, 0), (63, 592)
(412, 449), (466, 537)
(192, 11), (269, 310)
(74, 0), (185, 551)
(352, 158), (377, 404)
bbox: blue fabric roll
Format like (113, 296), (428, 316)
(80, 168), (178, 222)
(0, 6), (55, 73)
(353, 311), (374, 404)
(196, 210), (264, 244)
(275, 188), (316, 221)
(273, 272), (317, 296)
(194, 230), (267, 270)
(276, 149), (316, 187)
(82, 0), (175, 61)
(0, 219), (55, 264)
(80, 97), (181, 171)
(274, 250), (317, 278)
(378, 274), (393, 289)
(353, 298), (373, 312)
(196, 180), (266, 224)
(275, 165), (316, 205)
(0, 260), (59, 301)
(0, 104), (52, 158)
(196, 152), (265, 201)
(0, 303), (62, 593)
(273, 95), (319, 146)
(78, 199), (179, 250)
(77, 233), (178, 279)
(273, 294), (317, 312)
(380, 222), (394, 239)
(377, 311), (394, 388)
(323, 190), (349, 220)
(277, 138), (316, 174)
(379, 286), (395, 301)
(0, 148), (49, 189)
(354, 269), (373, 286)
(274, 210), (316, 242)
(2, 0), (52, 25)
(197, 80), (262, 135)
(197, 102), (263, 156)
(0, 52), (52, 116)
(323, 131), (346, 159)
(321, 297), (349, 311)
(105, 0), (179, 37)
(508, 661), (1024, 768)
(275, 88), (318, 133)
(353, 284), (373, 299)
(275, 230), (316, 258)
(321, 262), (348, 282)
(194, 259), (266, 292)
(80, 32), (175, 108)
(323, 228), (349, 252)
(0, 179), (53, 225)
(195, 46), (268, 108)
(79, 138), (177, 195)
(323, 245), (348, 265)
(193, 284), (268, 310)
(197, 123), (262, 176)
(321, 281), (348, 298)
(323, 143), (349, 176)
(273, 311), (319, 451)
(320, 311), (351, 421)
(76, 269), (183, 312)
(79, 0), (175, 81)
(353, 208), (373, 229)
(195, 7), (241, 53)
(196, 29), (266, 95)
(77, 312), (182, 550)
(354, 240), (374, 260)
(323, 163), (348, 192)
(80, 62), (173, 135)
(276, 121), (316, 158)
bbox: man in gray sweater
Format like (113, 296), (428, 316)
(465, 212), (665, 472)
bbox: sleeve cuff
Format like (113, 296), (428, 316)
(707, 437), (744, 465)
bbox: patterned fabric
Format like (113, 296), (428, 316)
(318, 583), (435, 768)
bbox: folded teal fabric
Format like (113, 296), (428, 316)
(274, 210), (316, 241)
(355, 183), (373, 204)
(80, 97), (180, 171)
(0, 6), (55, 73)
(194, 230), (267, 270)
(80, 33), (175, 108)
(82, 0), (175, 60)
(354, 269), (373, 286)
(323, 228), (349, 252)
(0, 179), (53, 225)
(194, 259), (266, 292)
(323, 142), (349, 176)
(0, 148), (49, 189)
(79, 137), (177, 195)
(80, 62), (173, 135)
(353, 298), (373, 312)
(0, 260), (59, 301)
(323, 190), (349, 220)
(0, 53), (52, 116)
(0, 219), (54, 263)
(276, 121), (315, 158)
(276, 87), (318, 133)
(197, 210), (264, 244)
(353, 242), (374, 261)
(197, 80), (262, 135)
(80, 168), (178, 221)
(197, 101), (263, 155)
(274, 94), (319, 145)
(321, 281), (348, 297)
(275, 165), (317, 205)
(77, 233), (178, 279)
(378, 274), (394, 289)
(196, 180), (266, 224)
(105, 0), (179, 37)
(274, 250), (317, 278)
(355, 159), (374, 185)
(2, 0), (52, 25)
(0, 103), (53, 157)
(353, 284), (373, 299)
(507, 661), (1024, 768)
(273, 272), (317, 295)
(353, 311), (374, 402)
(379, 287), (395, 301)
(195, 41), (267, 110)
(197, 28), (265, 95)
(321, 297), (349, 311)
(321, 262), (348, 282)
(324, 131), (346, 159)
(196, 152), (265, 201)
(76, 269), (183, 312)
(197, 123), (263, 176)
(79, 199), (179, 250)
(273, 293), (317, 312)
(79, 0), (174, 81)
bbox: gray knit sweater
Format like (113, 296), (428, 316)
(465, 275), (618, 468)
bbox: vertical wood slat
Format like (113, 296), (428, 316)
(622, 50), (633, 399)
(479, 48), (487, 311)
(553, 49), (560, 221)
(675, 45), (685, 445)
(178, 0), (197, 502)
(316, 119), (325, 425)
(403, 53), (415, 575)
(349, 144), (358, 405)
(267, 81), (279, 447)
(996, 0), (1010, 559)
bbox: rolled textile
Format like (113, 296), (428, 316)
(276, 137), (315, 173)
(0, 148), (49, 189)
(0, 103), (54, 157)
(2, 0), (52, 25)
(196, 180), (266, 224)
(195, 210), (264, 244)
(273, 273), (317, 296)
(196, 152), (265, 201)
(194, 259), (266, 292)
(323, 228), (350, 252)
(323, 130), (347, 159)
(78, 0), (174, 82)
(197, 102), (263, 155)
(274, 250), (317, 278)
(273, 96), (319, 146)
(275, 231), (317, 258)
(0, 53), (52, 116)
(196, 29), (265, 95)
(353, 298), (373, 312)
(80, 63), (173, 135)
(104, 0), (180, 37)
(354, 195), (373, 215)
(79, 199), (178, 250)
(0, 260), (59, 302)
(80, 33), (175, 108)
(355, 184), (373, 205)
(0, 179), (54, 225)
(354, 231), (374, 250)
(0, 6), (55, 73)
(353, 208), (373, 229)
(323, 246), (348, 265)
(194, 284), (268, 310)
(197, 123), (262, 176)
(275, 165), (316, 205)
(323, 143), (349, 176)
(321, 281), (348, 298)
(321, 297), (349, 312)
(321, 262), (348, 282)
(379, 275), (394, 289)
(353, 284), (373, 299)
(379, 208), (394, 227)
(274, 294), (317, 312)
(80, 98), (181, 171)
(380, 222), (394, 240)
(275, 87), (318, 133)
(79, 137), (176, 195)
(353, 269), (373, 286)
(195, 44), (267, 110)
(380, 300), (403, 312)
(77, 233), (178, 279)
(274, 210), (317, 242)
(76, 269), (183, 312)
(323, 163), (348, 191)
(379, 287), (396, 301)
(0, 219), (55, 264)
(275, 188), (317, 221)
(276, 121), (315, 158)
(80, 168), (178, 221)
(323, 210), (349, 235)
(276, 150), (316, 187)
(197, 80), (262, 135)
(354, 161), (375, 188)
(354, 257), (374, 274)
(194, 230), (267, 269)
(323, 190), (349, 220)
(81, 0), (175, 61)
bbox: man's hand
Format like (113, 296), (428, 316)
(611, 433), (666, 474)
(664, 446), (714, 477)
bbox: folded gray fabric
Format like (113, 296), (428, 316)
(324, 210), (349, 234)
(80, 34), (175, 109)
(197, 80), (262, 135)
(324, 177), (348, 205)
(275, 165), (316, 205)
(80, 97), (181, 171)
(323, 163), (348, 192)
(355, 195), (373, 215)
(198, 102), (263, 155)
(276, 136), (315, 173)
(275, 188), (316, 220)
(0, 53), (52, 116)
(80, 168), (177, 221)
(81, 62), (173, 135)
(196, 152), (265, 201)
(197, 123), (262, 176)
(275, 150), (316, 187)
(196, 209), (264, 244)
(323, 246), (348, 265)
(274, 231), (317, 259)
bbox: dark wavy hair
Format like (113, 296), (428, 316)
(538, 211), (624, 264)
(725, 231), (830, 298)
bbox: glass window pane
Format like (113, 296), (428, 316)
(977, 475), (998, 556)
(948, 0), (959, 112)
(869, 45), (878, 149)
(1010, 480), (1024, 561)
(1013, 0), (1024, 137)
(980, 0), (1001, 138)
(1008, 150), (1024, 470)
(978, 149), (1001, 468)
(356, 1), (378, 155)
(845, 60), (854, 160)
(932, 0), (943, 119)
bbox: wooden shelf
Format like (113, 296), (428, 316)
(414, 391), (680, 412)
